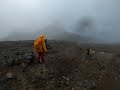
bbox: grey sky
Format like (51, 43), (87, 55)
(0, 0), (120, 42)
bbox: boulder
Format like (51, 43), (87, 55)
(81, 80), (97, 89)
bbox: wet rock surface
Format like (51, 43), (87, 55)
(0, 40), (120, 90)
(80, 80), (97, 89)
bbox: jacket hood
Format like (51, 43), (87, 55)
(40, 34), (45, 41)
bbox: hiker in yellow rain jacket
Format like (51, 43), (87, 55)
(34, 35), (47, 64)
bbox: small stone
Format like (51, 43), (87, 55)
(75, 68), (78, 72)
(21, 63), (27, 68)
(82, 80), (97, 89)
(65, 77), (70, 85)
(23, 52), (34, 63)
(49, 75), (53, 79)
(62, 76), (66, 79)
(6, 73), (13, 79)
(66, 77), (69, 81)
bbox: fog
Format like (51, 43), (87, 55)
(0, 0), (120, 43)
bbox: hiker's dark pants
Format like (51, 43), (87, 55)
(37, 52), (45, 63)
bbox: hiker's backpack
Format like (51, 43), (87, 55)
(34, 38), (41, 51)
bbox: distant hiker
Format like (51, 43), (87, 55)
(45, 39), (47, 44)
(87, 48), (95, 57)
(34, 35), (47, 64)
(45, 39), (52, 49)
(87, 48), (91, 55)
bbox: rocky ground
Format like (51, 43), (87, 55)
(0, 40), (120, 90)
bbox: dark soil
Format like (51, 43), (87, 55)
(0, 40), (120, 90)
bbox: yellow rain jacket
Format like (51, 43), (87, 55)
(34, 35), (47, 53)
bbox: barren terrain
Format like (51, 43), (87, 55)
(0, 40), (120, 90)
